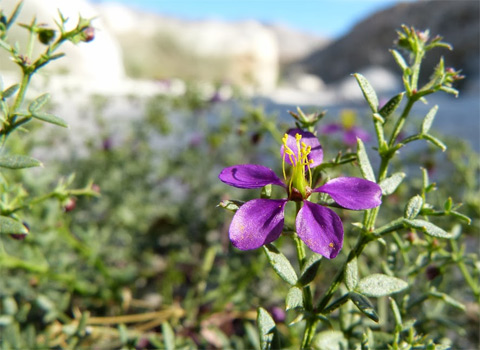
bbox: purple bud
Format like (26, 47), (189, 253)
(269, 306), (286, 323)
(64, 198), (77, 212)
(10, 221), (30, 240)
(426, 265), (441, 281)
(82, 26), (95, 42)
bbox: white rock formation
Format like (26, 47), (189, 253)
(96, 2), (279, 92)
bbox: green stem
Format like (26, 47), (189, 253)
(388, 97), (415, 148)
(11, 72), (32, 115)
(450, 240), (480, 301)
(316, 233), (371, 313)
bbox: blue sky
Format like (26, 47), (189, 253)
(92, 0), (411, 38)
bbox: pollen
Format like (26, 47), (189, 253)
(329, 242), (335, 248)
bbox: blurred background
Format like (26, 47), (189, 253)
(0, 0), (480, 150)
(0, 0), (478, 153)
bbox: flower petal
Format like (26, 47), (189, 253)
(321, 123), (343, 134)
(219, 164), (285, 189)
(314, 177), (382, 210)
(229, 199), (287, 250)
(343, 127), (371, 145)
(296, 201), (343, 259)
(281, 128), (323, 168)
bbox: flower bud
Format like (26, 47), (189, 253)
(81, 26), (95, 42)
(38, 28), (56, 45)
(10, 221), (30, 240)
(63, 197), (77, 212)
(426, 265), (441, 281)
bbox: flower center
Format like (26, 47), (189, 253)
(340, 109), (357, 131)
(282, 133), (313, 200)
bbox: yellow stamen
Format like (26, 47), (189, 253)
(281, 132), (315, 199)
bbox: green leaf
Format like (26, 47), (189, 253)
(257, 307), (279, 350)
(162, 322), (176, 350)
(429, 291), (465, 310)
(28, 93), (50, 113)
(323, 293), (350, 314)
(356, 274), (408, 297)
(421, 105), (438, 134)
(261, 184), (272, 199)
(356, 138), (376, 182)
(0, 154), (42, 169)
(314, 330), (348, 350)
(379, 92), (404, 119)
(244, 322), (261, 350)
(424, 134), (447, 152)
(0, 216), (28, 235)
(285, 286), (303, 311)
(2, 84), (19, 99)
(404, 195), (423, 219)
(379, 172), (405, 196)
(390, 49), (408, 71)
(31, 112), (68, 128)
(450, 211), (471, 225)
(345, 257), (358, 291)
(439, 85), (459, 97)
(403, 219), (453, 238)
(349, 292), (379, 322)
(298, 253), (322, 286)
(263, 244), (298, 286)
(353, 73), (379, 113)
(389, 297), (403, 327)
(217, 199), (244, 212)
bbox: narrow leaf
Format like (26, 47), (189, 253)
(404, 195), (423, 219)
(2, 84), (19, 99)
(162, 322), (175, 350)
(244, 322), (261, 350)
(357, 138), (376, 182)
(31, 112), (68, 128)
(430, 291), (465, 310)
(345, 257), (358, 291)
(389, 297), (403, 327)
(0, 154), (42, 169)
(349, 292), (379, 322)
(261, 184), (272, 199)
(379, 92), (404, 119)
(263, 244), (298, 286)
(357, 274), (408, 297)
(403, 219), (453, 238)
(298, 253), (322, 286)
(257, 307), (278, 350)
(450, 211), (471, 225)
(28, 93), (50, 113)
(379, 172), (405, 196)
(421, 105), (438, 134)
(390, 49), (408, 71)
(218, 199), (244, 212)
(439, 86), (459, 97)
(324, 293), (350, 314)
(0, 216), (28, 235)
(424, 134), (447, 152)
(353, 73), (379, 113)
(314, 330), (348, 350)
(285, 286), (303, 311)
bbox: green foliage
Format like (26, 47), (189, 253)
(0, 3), (478, 349)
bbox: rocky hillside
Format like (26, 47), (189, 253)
(94, 2), (328, 91)
(293, 0), (479, 90)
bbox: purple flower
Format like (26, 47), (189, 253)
(321, 109), (370, 146)
(219, 129), (382, 259)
